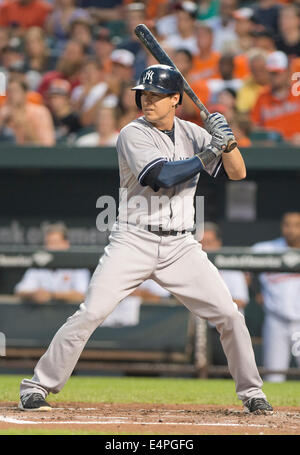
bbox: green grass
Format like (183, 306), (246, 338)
(0, 374), (299, 407)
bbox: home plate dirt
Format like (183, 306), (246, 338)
(0, 403), (300, 434)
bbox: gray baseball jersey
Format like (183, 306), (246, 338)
(117, 116), (222, 231)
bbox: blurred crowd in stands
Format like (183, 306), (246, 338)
(0, 0), (300, 146)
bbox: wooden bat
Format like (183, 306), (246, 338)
(134, 24), (237, 152)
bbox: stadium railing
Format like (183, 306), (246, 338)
(0, 246), (300, 378)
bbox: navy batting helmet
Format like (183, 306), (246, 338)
(132, 64), (184, 109)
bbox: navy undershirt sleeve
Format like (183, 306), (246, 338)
(141, 156), (204, 191)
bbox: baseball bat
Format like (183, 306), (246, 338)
(134, 24), (237, 152)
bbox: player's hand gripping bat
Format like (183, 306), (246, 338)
(134, 24), (237, 152)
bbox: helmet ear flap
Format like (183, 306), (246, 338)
(135, 91), (142, 109)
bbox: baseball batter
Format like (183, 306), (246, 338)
(19, 64), (273, 414)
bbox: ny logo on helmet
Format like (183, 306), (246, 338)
(143, 70), (154, 84)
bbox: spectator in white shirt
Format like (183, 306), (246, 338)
(205, 0), (239, 53)
(101, 279), (171, 328)
(197, 222), (249, 312)
(207, 54), (243, 104)
(161, 1), (199, 56)
(76, 103), (119, 146)
(15, 223), (90, 304)
(71, 58), (108, 127)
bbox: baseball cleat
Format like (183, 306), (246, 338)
(18, 393), (52, 411)
(244, 397), (273, 415)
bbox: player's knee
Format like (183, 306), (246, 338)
(216, 306), (243, 331)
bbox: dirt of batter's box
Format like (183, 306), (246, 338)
(1, 402), (300, 435)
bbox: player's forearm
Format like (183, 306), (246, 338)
(155, 157), (203, 188)
(222, 147), (246, 180)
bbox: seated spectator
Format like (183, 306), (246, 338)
(69, 16), (94, 54)
(0, 0), (52, 32)
(276, 4), (300, 57)
(0, 79), (55, 145)
(38, 39), (87, 99)
(6, 61), (44, 104)
(116, 2), (148, 80)
(251, 0), (282, 35)
(0, 39), (25, 78)
(24, 27), (54, 74)
(162, 1), (198, 56)
(15, 223), (90, 304)
(236, 50), (269, 113)
(251, 29), (277, 54)
(93, 26), (115, 76)
(47, 78), (82, 143)
(0, 26), (9, 62)
(71, 58), (108, 126)
(105, 48), (135, 99)
(233, 6), (255, 53)
(46, 0), (91, 51)
(23, 27), (56, 91)
(116, 80), (141, 130)
(173, 48), (210, 124)
(144, 0), (169, 21)
(206, 54), (243, 104)
(101, 279), (170, 328)
(229, 112), (252, 148)
(198, 222), (249, 313)
(211, 87), (237, 122)
(76, 103), (119, 146)
(196, 0), (220, 21)
(80, 0), (124, 25)
(251, 50), (300, 145)
(189, 23), (220, 82)
(191, 21), (249, 85)
(205, 0), (239, 53)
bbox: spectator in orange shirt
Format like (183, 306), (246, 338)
(173, 47), (210, 124)
(0, 0), (52, 31)
(0, 79), (55, 145)
(251, 50), (300, 145)
(206, 54), (243, 104)
(190, 24), (220, 82)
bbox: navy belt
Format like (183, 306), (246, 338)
(146, 225), (194, 236)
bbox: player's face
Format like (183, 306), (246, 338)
(200, 230), (222, 251)
(44, 232), (70, 251)
(141, 90), (180, 130)
(281, 213), (300, 246)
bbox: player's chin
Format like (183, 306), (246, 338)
(143, 112), (156, 122)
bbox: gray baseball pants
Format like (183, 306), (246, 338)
(20, 223), (266, 404)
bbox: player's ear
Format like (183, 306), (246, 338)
(171, 93), (180, 108)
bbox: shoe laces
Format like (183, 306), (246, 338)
(250, 398), (270, 408)
(23, 393), (44, 404)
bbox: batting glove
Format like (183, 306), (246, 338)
(204, 112), (236, 153)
